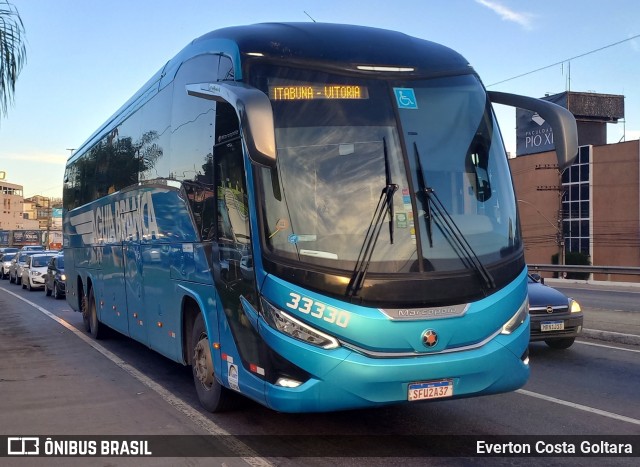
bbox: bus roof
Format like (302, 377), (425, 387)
(198, 22), (472, 77)
(68, 23), (473, 165)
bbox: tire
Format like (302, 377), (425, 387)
(87, 287), (107, 339)
(191, 313), (235, 412)
(545, 337), (575, 350)
(81, 292), (91, 332)
(45, 281), (52, 296)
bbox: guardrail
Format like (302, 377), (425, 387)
(528, 264), (640, 280)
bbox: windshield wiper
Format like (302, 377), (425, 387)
(346, 138), (398, 298)
(413, 144), (496, 291)
(413, 143), (434, 248)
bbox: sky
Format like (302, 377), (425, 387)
(1, 0), (639, 199)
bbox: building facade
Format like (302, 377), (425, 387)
(509, 139), (640, 283)
(1, 181), (26, 230)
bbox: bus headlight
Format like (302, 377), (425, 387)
(501, 297), (529, 335)
(260, 297), (340, 349)
(569, 299), (581, 313)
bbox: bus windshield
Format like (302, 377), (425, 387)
(255, 66), (521, 277)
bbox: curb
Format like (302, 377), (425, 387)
(582, 328), (640, 346)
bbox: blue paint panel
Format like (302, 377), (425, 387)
(260, 269), (528, 354)
(257, 309), (529, 412)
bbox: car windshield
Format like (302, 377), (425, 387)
(3, 253), (16, 262)
(56, 256), (64, 268)
(253, 66), (521, 275)
(18, 254), (34, 263)
(32, 256), (54, 267)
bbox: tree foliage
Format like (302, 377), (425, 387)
(0, 0), (26, 117)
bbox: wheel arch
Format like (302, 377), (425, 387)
(178, 287), (218, 366)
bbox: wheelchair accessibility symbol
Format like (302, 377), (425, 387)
(394, 88), (418, 109)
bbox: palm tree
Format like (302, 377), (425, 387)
(0, 0), (26, 118)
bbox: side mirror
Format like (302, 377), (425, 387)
(488, 91), (578, 170)
(530, 273), (545, 284)
(186, 82), (277, 167)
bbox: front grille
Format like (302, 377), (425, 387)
(529, 305), (569, 316)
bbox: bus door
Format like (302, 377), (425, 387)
(210, 102), (265, 402)
(124, 239), (148, 345)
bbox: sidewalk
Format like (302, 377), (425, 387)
(582, 310), (640, 346)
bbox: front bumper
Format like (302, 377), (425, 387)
(529, 312), (583, 341)
(258, 316), (530, 413)
(28, 274), (46, 288)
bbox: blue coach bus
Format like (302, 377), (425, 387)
(63, 23), (577, 412)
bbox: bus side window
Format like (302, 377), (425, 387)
(213, 103), (247, 243)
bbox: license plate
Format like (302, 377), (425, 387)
(541, 320), (564, 332)
(408, 379), (453, 401)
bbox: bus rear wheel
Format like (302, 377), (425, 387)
(191, 313), (235, 412)
(87, 288), (107, 340)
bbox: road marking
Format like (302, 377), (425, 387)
(577, 340), (640, 353)
(517, 389), (640, 426)
(2, 288), (273, 467)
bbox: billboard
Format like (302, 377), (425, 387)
(516, 93), (566, 156)
(12, 230), (42, 245)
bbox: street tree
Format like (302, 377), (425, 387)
(0, 0), (26, 118)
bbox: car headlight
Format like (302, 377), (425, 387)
(260, 297), (340, 349)
(569, 299), (581, 313)
(60, 274), (66, 281)
(501, 296), (529, 335)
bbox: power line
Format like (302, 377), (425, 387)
(487, 33), (640, 88)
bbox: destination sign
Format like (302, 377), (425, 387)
(269, 84), (369, 101)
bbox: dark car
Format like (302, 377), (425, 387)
(527, 274), (584, 349)
(44, 253), (66, 299)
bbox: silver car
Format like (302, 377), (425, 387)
(8, 250), (38, 285)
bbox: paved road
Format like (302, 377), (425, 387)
(548, 279), (640, 345)
(1, 280), (638, 466)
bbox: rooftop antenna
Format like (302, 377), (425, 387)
(304, 11), (317, 22)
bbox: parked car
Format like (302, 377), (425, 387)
(22, 252), (57, 291)
(8, 250), (39, 285)
(1, 252), (17, 279)
(44, 253), (66, 299)
(527, 274), (584, 349)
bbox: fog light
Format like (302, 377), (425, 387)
(275, 377), (302, 388)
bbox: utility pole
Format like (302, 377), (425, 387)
(534, 163), (565, 266)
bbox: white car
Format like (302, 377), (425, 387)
(22, 253), (57, 291)
(1, 252), (17, 279)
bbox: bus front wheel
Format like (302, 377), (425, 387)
(191, 313), (234, 412)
